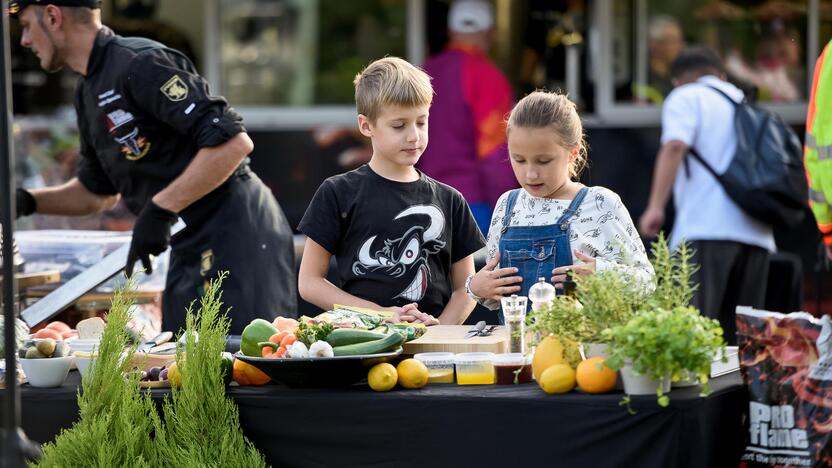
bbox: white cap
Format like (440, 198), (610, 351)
(448, 0), (494, 33)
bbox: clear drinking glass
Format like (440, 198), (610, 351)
(501, 295), (528, 354)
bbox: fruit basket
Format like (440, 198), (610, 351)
(234, 348), (402, 388)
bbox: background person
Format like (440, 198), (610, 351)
(805, 39), (832, 261)
(639, 47), (774, 344)
(416, 0), (516, 234)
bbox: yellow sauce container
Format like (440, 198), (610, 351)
(414, 352), (455, 384)
(454, 352), (495, 385)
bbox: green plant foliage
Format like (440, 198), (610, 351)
(648, 232), (698, 311)
(35, 279), (160, 467)
(572, 269), (648, 343)
(527, 296), (590, 344)
(154, 272), (266, 468)
(603, 306), (726, 407)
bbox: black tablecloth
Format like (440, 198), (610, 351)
(4, 371), (747, 468)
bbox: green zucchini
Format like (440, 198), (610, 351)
(332, 332), (404, 356)
(325, 328), (388, 347)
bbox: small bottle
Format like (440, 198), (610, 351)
(529, 277), (556, 311)
(563, 271), (578, 299)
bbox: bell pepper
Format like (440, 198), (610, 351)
(260, 332), (297, 358)
(240, 319), (278, 356)
(233, 359), (270, 386)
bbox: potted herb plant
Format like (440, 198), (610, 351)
(647, 232), (698, 312)
(603, 306), (725, 406)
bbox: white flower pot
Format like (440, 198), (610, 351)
(620, 364), (670, 395)
(582, 342), (609, 358)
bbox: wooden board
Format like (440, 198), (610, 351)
(402, 325), (508, 355)
(0, 270), (61, 289)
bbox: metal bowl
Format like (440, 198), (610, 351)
(234, 348), (402, 388)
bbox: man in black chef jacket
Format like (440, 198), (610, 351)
(12, 0), (296, 334)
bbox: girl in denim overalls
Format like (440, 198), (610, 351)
(465, 91), (654, 320)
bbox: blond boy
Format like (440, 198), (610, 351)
(298, 57), (484, 325)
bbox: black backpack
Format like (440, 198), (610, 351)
(686, 85), (808, 229)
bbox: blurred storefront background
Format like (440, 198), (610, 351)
(9, 0), (832, 313)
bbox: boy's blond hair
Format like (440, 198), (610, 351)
(353, 57), (433, 122)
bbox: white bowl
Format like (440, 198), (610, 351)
(20, 356), (73, 387)
(69, 339), (100, 354)
(74, 353), (98, 379)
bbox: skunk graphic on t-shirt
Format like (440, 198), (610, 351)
(352, 205), (446, 302)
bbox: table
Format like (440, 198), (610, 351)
(4, 371), (748, 468)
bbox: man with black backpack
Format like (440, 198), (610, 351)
(639, 47), (779, 345)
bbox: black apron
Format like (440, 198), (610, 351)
(163, 166), (296, 335)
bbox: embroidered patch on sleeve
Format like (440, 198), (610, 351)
(160, 75), (188, 102)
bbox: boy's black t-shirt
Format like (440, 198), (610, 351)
(298, 165), (485, 316)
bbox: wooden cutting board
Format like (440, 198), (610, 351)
(402, 325), (508, 354)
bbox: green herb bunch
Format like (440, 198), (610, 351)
(36, 280), (160, 467)
(648, 232), (698, 310)
(154, 272), (266, 468)
(603, 306), (726, 407)
(573, 269), (647, 343)
(527, 296), (590, 365)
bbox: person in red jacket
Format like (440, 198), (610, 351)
(417, 0), (517, 235)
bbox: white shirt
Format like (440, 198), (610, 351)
(480, 186), (655, 310)
(661, 75), (776, 252)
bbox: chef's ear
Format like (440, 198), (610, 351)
(43, 5), (61, 28)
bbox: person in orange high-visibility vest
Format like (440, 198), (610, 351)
(806, 40), (832, 260)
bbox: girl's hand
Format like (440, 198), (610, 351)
(551, 250), (596, 288)
(469, 252), (523, 300)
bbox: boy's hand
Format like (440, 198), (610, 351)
(386, 304), (439, 326)
(401, 303), (440, 326)
(551, 250), (596, 288)
(469, 252), (523, 300)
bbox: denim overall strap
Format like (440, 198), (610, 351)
(555, 187), (589, 227)
(501, 189), (522, 232)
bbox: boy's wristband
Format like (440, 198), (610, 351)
(465, 274), (482, 301)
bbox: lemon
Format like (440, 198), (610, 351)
(167, 362), (182, 389)
(533, 335), (569, 381)
(368, 363), (398, 392)
(539, 363), (576, 394)
(396, 359), (429, 389)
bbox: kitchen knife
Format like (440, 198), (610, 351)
(137, 331), (173, 353)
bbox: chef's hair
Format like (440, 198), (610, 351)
(507, 90), (588, 180)
(353, 57), (433, 123)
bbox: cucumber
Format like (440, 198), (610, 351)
(325, 328), (388, 347)
(332, 332), (404, 356)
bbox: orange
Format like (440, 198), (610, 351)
(575, 357), (617, 394)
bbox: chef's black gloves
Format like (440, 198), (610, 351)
(126, 200), (177, 277)
(16, 188), (36, 218)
